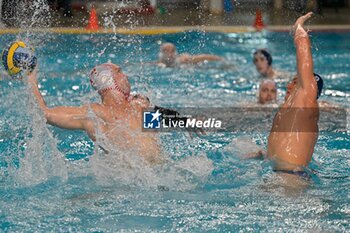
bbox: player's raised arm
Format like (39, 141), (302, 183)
(293, 12), (317, 99)
(27, 68), (48, 112)
(28, 68), (92, 131)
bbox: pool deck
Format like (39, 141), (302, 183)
(1, 25), (350, 35)
(1, 7), (349, 34)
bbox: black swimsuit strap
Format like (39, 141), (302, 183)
(273, 169), (311, 179)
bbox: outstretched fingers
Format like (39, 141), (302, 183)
(297, 12), (313, 26)
(293, 12), (313, 33)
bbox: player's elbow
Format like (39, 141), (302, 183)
(44, 108), (63, 127)
(43, 109), (55, 125)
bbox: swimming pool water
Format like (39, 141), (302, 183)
(0, 31), (349, 232)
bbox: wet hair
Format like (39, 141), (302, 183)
(259, 79), (276, 89)
(253, 49), (272, 66)
(314, 73), (323, 99)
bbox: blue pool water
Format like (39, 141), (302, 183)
(0, 31), (349, 231)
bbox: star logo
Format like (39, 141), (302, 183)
(150, 110), (161, 122)
(143, 110), (162, 129)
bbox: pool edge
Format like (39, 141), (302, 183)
(1, 25), (350, 34)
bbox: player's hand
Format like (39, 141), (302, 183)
(27, 67), (38, 86)
(293, 12), (313, 35)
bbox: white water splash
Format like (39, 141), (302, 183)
(226, 136), (263, 158)
(89, 148), (213, 191)
(14, 76), (68, 186)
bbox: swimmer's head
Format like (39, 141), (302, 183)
(253, 49), (273, 76)
(159, 43), (177, 67)
(285, 74), (323, 100)
(258, 79), (277, 104)
(89, 63), (130, 98)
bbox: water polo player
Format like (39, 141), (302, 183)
(253, 49), (278, 79)
(28, 63), (163, 164)
(267, 12), (324, 178)
(258, 79), (277, 104)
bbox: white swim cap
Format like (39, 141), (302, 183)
(89, 63), (130, 98)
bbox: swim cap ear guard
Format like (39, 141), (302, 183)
(253, 49), (272, 66)
(89, 63), (130, 98)
(314, 73), (323, 99)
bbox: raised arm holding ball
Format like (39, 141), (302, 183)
(28, 63), (165, 164)
(2, 44), (164, 164)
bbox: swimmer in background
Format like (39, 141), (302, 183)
(258, 79), (277, 105)
(253, 49), (285, 79)
(28, 63), (163, 164)
(257, 78), (333, 108)
(158, 42), (223, 67)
